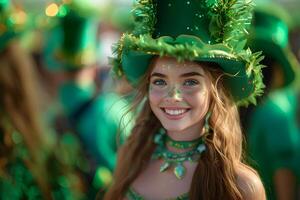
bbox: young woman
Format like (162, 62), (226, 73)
(104, 0), (266, 199)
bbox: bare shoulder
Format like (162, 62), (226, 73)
(236, 165), (266, 200)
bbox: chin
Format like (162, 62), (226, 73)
(161, 122), (189, 132)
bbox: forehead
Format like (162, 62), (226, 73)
(151, 57), (205, 74)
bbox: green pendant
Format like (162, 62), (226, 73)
(160, 162), (170, 172)
(152, 130), (206, 180)
(197, 143), (206, 153)
(174, 164), (186, 180)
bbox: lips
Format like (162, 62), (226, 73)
(161, 107), (190, 119)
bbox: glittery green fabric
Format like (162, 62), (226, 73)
(126, 187), (189, 200)
(112, 0), (265, 106)
(0, 128), (86, 200)
(0, 158), (43, 200)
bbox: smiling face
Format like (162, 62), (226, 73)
(149, 57), (211, 140)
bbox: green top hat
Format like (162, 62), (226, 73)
(247, 3), (299, 87)
(112, 0), (265, 106)
(55, 2), (100, 70)
(0, 0), (26, 51)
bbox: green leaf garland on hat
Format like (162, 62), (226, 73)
(111, 0), (265, 106)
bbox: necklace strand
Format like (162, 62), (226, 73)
(165, 135), (204, 150)
(152, 130), (206, 179)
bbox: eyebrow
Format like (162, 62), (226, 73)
(150, 72), (166, 78)
(150, 72), (203, 78)
(180, 72), (203, 77)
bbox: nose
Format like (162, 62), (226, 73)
(165, 85), (182, 102)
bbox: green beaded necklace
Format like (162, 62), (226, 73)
(165, 135), (203, 149)
(152, 129), (206, 180)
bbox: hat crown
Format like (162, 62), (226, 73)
(153, 0), (211, 43)
(132, 0), (253, 51)
(54, 3), (100, 69)
(61, 8), (97, 54)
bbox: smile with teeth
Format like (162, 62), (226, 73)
(162, 108), (190, 116)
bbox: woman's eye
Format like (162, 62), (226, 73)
(152, 79), (166, 86)
(183, 79), (199, 86)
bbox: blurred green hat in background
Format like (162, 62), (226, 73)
(47, 0), (101, 71)
(248, 1), (300, 87)
(55, 0), (101, 70)
(0, 0), (27, 51)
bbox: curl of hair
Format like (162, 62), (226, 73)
(189, 65), (244, 200)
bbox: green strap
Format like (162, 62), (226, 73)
(126, 187), (189, 200)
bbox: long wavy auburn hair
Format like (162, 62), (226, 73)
(0, 41), (52, 198)
(104, 58), (259, 200)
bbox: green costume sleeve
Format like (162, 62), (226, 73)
(249, 90), (297, 171)
(266, 90), (298, 170)
(78, 93), (133, 171)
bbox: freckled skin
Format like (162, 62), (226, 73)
(130, 57), (212, 199)
(149, 57), (211, 141)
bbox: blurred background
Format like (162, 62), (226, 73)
(1, 0), (300, 199)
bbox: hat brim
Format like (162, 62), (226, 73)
(122, 50), (253, 102)
(115, 34), (264, 106)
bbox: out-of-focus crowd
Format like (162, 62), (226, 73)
(0, 0), (300, 199)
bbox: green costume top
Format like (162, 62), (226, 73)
(248, 86), (300, 199)
(126, 187), (189, 200)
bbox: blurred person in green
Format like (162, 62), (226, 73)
(239, 1), (297, 127)
(0, 0), (87, 199)
(246, 2), (300, 199)
(44, 0), (134, 197)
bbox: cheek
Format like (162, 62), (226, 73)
(149, 87), (166, 105)
(184, 89), (209, 108)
